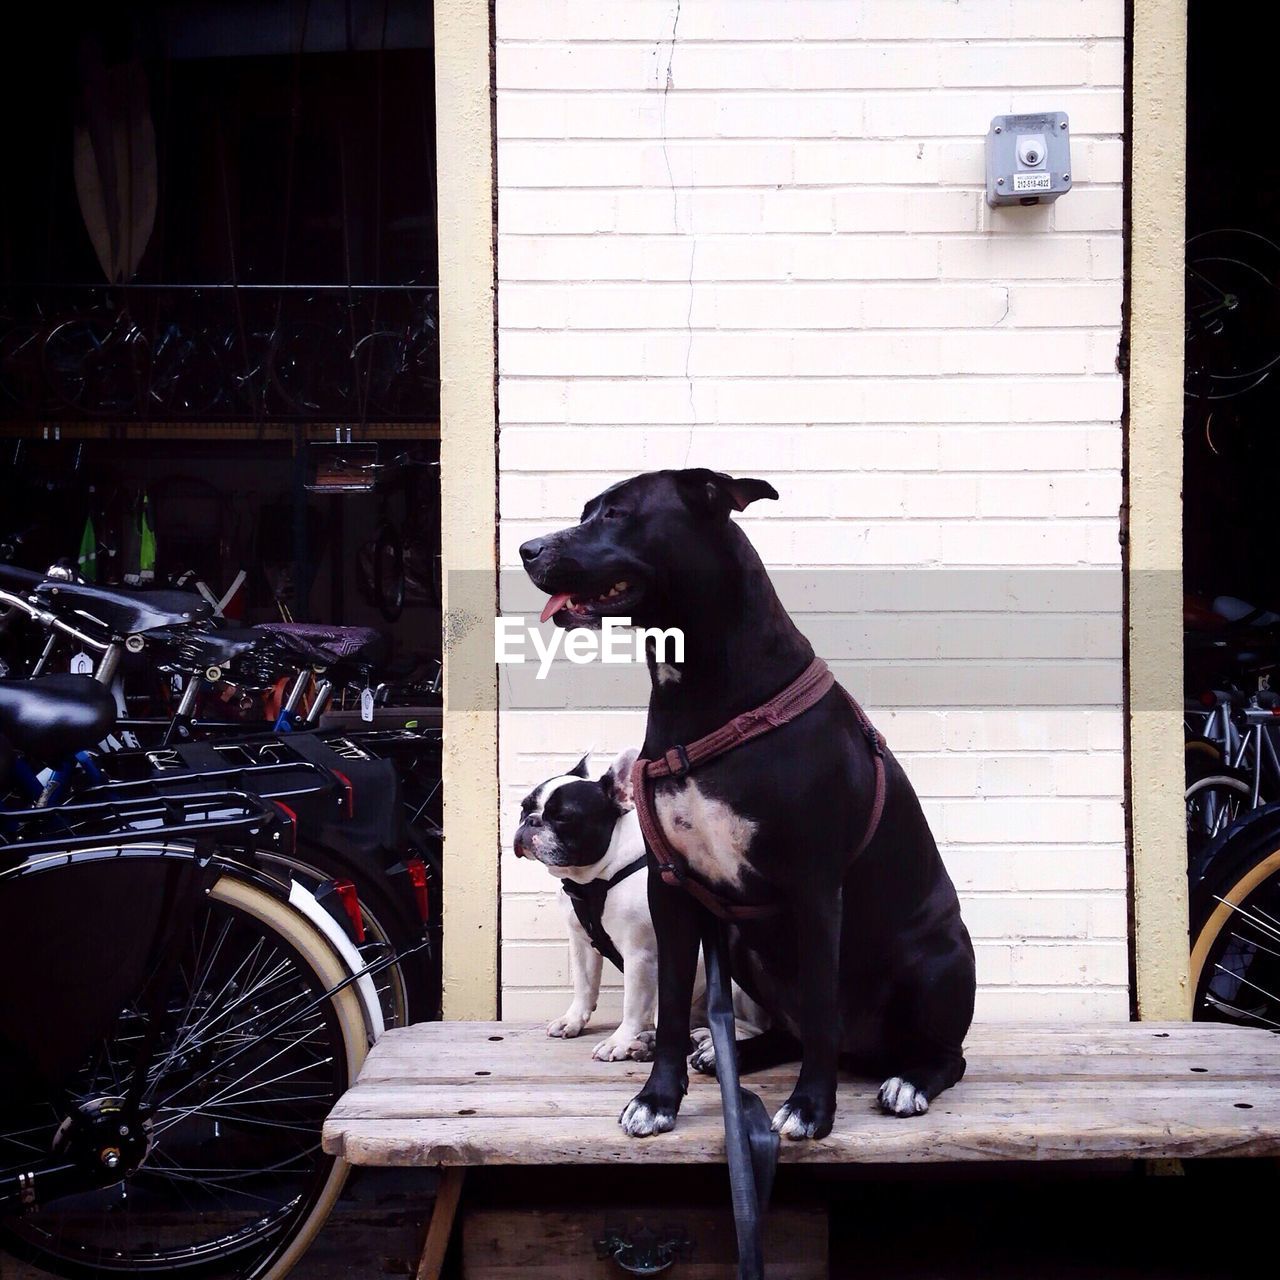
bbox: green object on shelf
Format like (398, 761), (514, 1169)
(138, 495), (156, 583)
(77, 515), (97, 582)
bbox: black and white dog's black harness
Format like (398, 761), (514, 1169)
(559, 855), (647, 971)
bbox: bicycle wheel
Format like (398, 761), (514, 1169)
(0, 866), (365, 1279)
(353, 328), (438, 420)
(1190, 805), (1280, 1030)
(1186, 229), (1280, 398)
(44, 317), (147, 417)
(351, 330), (403, 418)
(268, 322), (351, 416)
(1186, 772), (1253, 872)
(149, 326), (227, 417)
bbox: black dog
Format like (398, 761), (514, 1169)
(520, 469), (975, 1140)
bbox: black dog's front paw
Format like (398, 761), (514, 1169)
(619, 1084), (685, 1137)
(771, 1093), (835, 1141)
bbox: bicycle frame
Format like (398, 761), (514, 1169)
(1187, 691), (1280, 823)
(1236, 705), (1280, 807)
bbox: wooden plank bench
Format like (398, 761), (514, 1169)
(322, 1020), (1280, 1276)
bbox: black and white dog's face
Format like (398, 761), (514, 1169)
(514, 752), (634, 873)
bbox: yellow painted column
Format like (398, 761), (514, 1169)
(434, 0), (498, 1018)
(1127, 0), (1189, 1019)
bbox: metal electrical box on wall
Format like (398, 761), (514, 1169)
(985, 112), (1071, 207)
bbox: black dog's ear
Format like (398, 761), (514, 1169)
(567, 751), (591, 778)
(720, 476), (778, 511)
(677, 469), (778, 520)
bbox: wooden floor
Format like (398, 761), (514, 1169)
(323, 1020), (1280, 1167)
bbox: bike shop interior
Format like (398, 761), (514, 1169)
(1181, 0), (1280, 852)
(0, 1), (443, 724)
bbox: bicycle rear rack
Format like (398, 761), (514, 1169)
(0, 790), (278, 857)
(322, 727), (442, 762)
(92, 751), (340, 808)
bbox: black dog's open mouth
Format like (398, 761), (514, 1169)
(540, 579), (643, 624)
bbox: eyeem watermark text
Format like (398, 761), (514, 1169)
(495, 617), (684, 680)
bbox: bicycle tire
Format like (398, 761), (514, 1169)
(1191, 847), (1280, 1030)
(0, 867), (366, 1280)
(1185, 773), (1254, 873)
(1190, 804), (1280, 1030)
(1185, 737), (1224, 766)
(215, 874), (366, 1280)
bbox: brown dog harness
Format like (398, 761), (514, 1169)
(630, 657), (887, 922)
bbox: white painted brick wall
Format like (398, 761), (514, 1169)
(495, 0), (1127, 1025)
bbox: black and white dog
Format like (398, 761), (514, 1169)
(520, 469), (976, 1140)
(514, 750), (764, 1064)
(513, 749), (658, 1062)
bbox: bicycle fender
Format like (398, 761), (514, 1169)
(287, 878), (386, 1043)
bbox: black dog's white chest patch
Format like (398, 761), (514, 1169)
(654, 779), (757, 889)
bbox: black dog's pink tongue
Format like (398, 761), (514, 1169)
(540, 592), (572, 623)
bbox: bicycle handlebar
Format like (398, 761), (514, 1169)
(0, 588), (110, 653)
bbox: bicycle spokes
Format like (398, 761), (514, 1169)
(0, 888), (349, 1276)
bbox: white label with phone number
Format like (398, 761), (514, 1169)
(1013, 171), (1052, 192)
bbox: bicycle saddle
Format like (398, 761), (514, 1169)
(169, 625), (264, 672)
(0, 563), (45, 595)
(33, 581), (211, 637)
(0, 675), (117, 761)
(255, 622), (387, 669)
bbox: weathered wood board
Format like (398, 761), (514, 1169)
(323, 1021), (1280, 1167)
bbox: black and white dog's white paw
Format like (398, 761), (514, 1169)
(619, 1093), (678, 1137)
(547, 1009), (590, 1039)
(771, 1096), (834, 1141)
(592, 1029), (655, 1062)
(877, 1076), (930, 1116)
(689, 1027), (716, 1075)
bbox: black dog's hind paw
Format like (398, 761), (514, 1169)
(619, 1090), (681, 1136)
(877, 1076), (930, 1117)
(771, 1096), (834, 1141)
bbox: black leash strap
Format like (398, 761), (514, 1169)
(701, 915), (778, 1280)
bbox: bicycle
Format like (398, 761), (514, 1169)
(0, 682), (369, 1278)
(0, 575), (439, 1026)
(41, 290), (227, 419)
(0, 284), (440, 422)
(1182, 594), (1280, 861)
